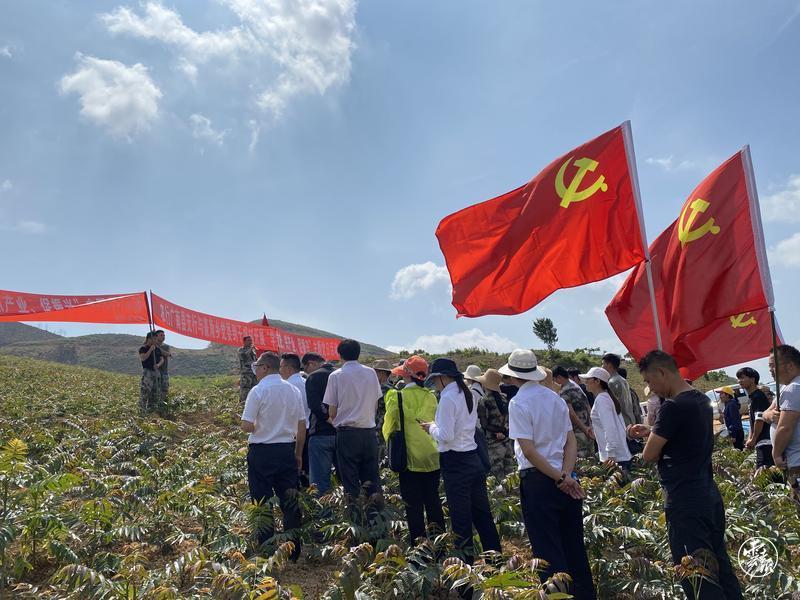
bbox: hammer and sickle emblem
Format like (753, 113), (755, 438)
(555, 156), (608, 208)
(677, 198), (721, 247)
(730, 313), (757, 329)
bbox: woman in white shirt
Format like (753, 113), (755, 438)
(420, 358), (501, 564)
(580, 367), (632, 471)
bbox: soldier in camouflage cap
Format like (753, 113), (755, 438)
(553, 366), (595, 458)
(138, 332), (163, 415)
(238, 336), (258, 405)
(477, 369), (516, 477)
(372, 359), (393, 464)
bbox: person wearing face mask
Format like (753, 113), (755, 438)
(383, 355), (445, 543)
(420, 358), (501, 564)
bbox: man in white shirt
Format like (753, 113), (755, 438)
(281, 352), (311, 487)
(241, 352), (306, 559)
(504, 349), (595, 600)
(323, 339), (383, 515)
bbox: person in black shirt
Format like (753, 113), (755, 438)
(628, 351), (742, 600)
(737, 367), (774, 468)
(138, 332), (163, 415)
(302, 352), (337, 495)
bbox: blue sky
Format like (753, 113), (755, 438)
(1, 1), (799, 377)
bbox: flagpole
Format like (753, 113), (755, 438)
(771, 309), (781, 406)
(621, 121), (663, 350)
(146, 290), (154, 332)
(742, 145), (780, 399)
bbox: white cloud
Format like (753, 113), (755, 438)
(390, 261), (451, 299)
(645, 155), (696, 171)
(761, 174), (800, 222)
(189, 114), (226, 145)
(585, 271), (629, 291)
(0, 45), (11, 58)
(770, 232), (800, 267)
(1, 180), (11, 191)
(102, 0), (357, 129)
(175, 57), (198, 83)
(387, 328), (520, 354)
(59, 54), (162, 138)
(14, 221), (46, 234)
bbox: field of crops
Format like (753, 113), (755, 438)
(1, 354), (799, 599)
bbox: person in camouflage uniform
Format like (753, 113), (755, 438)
(476, 369), (516, 477)
(553, 366), (595, 458)
(238, 336), (258, 405)
(372, 360), (393, 464)
(155, 330), (171, 402)
(138, 332), (163, 415)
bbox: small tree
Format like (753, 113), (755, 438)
(532, 317), (558, 351)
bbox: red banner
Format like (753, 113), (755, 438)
(150, 293), (339, 359)
(0, 290), (150, 324)
(436, 122), (646, 317)
(606, 148), (776, 376)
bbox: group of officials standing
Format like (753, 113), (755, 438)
(130, 330), (800, 600)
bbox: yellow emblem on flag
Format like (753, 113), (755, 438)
(556, 157), (608, 208)
(678, 198), (721, 247)
(730, 313), (757, 329)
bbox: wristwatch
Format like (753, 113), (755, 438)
(556, 472), (567, 485)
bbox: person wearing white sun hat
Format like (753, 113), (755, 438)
(504, 349), (595, 600)
(579, 367), (632, 472)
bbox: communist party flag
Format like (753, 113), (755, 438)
(674, 308), (781, 380)
(436, 123), (646, 317)
(0, 290), (150, 324)
(606, 148), (776, 376)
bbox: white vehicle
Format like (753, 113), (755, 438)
(705, 382), (777, 421)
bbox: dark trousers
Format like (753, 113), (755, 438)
(399, 469), (445, 542)
(731, 430), (744, 450)
(520, 470), (595, 600)
(666, 500), (742, 600)
(246, 442), (301, 559)
(440, 450), (501, 563)
(756, 444), (774, 468)
(335, 427), (382, 497)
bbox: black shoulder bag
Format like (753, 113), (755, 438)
(388, 391), (408, 472)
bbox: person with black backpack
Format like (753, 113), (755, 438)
(420, 358), (501, 564)
(382, 355), (444, 543)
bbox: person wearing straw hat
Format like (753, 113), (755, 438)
(718, 386), (744, 450)
(383, 356), (445, 543)
(476, 368), (516, 477)
(504, 349), (595, 600)
(373, 359), (394, 464)
(420, 358), (501, 564)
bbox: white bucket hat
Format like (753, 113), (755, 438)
(579, 366), (610, 383)
(497, 349), (547, 382)
(462, 364), (483, 381)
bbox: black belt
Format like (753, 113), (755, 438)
(337, 426), (374, 431)
(248, 441), (295, 447)
(441, 449), (478, 456)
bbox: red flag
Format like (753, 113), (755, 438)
(261, 314), (270, 327)
(606, 148), (776, 374)
(0, 290), (150, 324)
(675, 308), (781, 380)
(436, 123), (646, 317)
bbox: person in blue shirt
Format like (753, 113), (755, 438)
(719, 387), (744, 450)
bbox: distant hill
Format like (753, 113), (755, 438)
(0, 322), (393, 376)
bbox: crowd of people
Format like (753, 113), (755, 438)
(136, 331), (800, 599)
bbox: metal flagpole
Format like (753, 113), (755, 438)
(621, 120), (663, 350)
(742, 145), (780, 401)
(145, 290), (154, 332)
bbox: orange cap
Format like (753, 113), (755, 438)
(392, 355), (429, 379)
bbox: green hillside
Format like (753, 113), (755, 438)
(0, 322), (393, 376)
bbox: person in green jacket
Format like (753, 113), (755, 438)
(383, 355), (445, 543)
